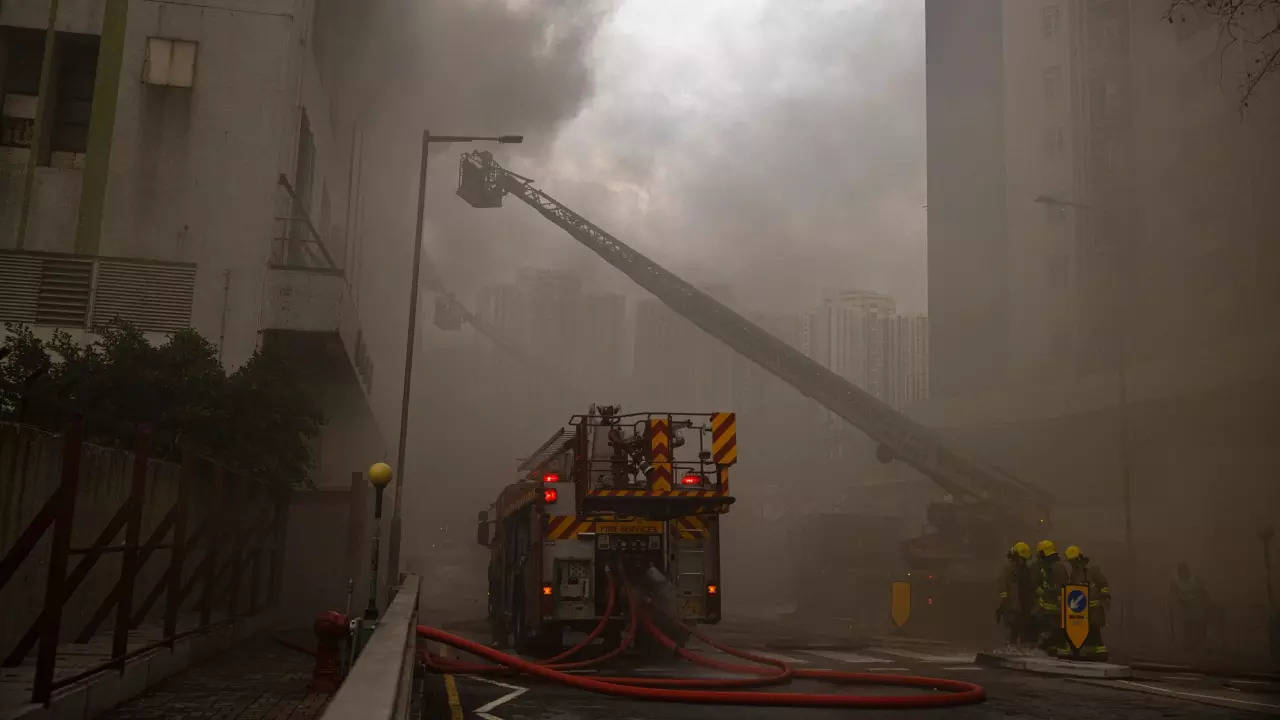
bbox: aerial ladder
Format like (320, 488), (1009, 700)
(454, 149), (1053, 587)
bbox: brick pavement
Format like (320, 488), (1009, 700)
(100, 634), (329, 720)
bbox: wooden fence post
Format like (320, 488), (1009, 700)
(32, 416), (84, 704)
(112, 426), (149, 665)
(200, 464), (223, 629)
(226, 474), (246, 617)
(267, 493), (288, 609)
(165, 448), (192, 642)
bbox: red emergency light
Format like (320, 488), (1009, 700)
(679, 475), (701, 486)
(542, 472), (560, 483)
(706, 584), (718, 596)
(543, 487), (558, 503)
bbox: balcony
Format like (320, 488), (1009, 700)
(0, 250), (195, 332)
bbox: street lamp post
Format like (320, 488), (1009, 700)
(386, 130), (523, 591)
(365, 462), (393, 621)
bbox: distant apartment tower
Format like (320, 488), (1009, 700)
(806, 290), (896, 398)
(800, 290), (927, 410)
(632, 285), (737, 410)
(578, 292), (627, 382)
(882, 315), (930, 408)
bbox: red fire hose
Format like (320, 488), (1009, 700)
(418, 577), (985, 709)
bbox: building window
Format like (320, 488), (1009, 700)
(51, 34), (99, 157)
(1, 27), (99, 164)
(1042, 4), (1062, 38)
(143, 37), (197, 88)
(2, 27), (45, 150)
(1043, 126), (1065, 156)
(1043, 65), (1063, 102)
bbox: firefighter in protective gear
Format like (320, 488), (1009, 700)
(996, 541), (1035, 647)
(1033, 539), (1070, 654)
(1065, 545), (1110, 660)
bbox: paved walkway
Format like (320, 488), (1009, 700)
(99, 633), (328, 720)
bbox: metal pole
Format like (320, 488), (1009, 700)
(365, 486), (384, 621)
(388, 129), (431, 589)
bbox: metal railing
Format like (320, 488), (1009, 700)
(273, 174), (337, 270)
(319, 574), (420, 720)
(0, 418), (288, 705)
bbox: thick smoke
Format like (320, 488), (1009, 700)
(535, 0), (928, 314)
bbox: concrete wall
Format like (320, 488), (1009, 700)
(0, 422), (278, 658)
(0, 0), (359, 374)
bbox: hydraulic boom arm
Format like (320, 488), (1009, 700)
(456, 151), (1051, 529)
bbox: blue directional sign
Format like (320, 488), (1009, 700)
(1063, 584), (1090, 650)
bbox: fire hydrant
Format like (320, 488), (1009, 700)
(311, 610), (348, 693)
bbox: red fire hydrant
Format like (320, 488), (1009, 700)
(311, 610), (348, 693)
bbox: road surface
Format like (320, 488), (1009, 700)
(422, 630), (1279, 719)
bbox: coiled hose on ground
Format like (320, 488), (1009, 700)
(419, 570), (985, 709)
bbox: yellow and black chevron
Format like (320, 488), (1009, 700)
(711, 412), (737, 465)
(649, 417), (672, 492)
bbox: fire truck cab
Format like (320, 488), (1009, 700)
(477, 405), (738, 653)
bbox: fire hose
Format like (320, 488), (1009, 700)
(418, 572), (985, 709)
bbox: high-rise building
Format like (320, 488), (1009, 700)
(631, 285), (739, 411)
(926, 0), (1279, 388)
(924, 1), (1280, 661)
(881, 315), (930, 408)
(578, 291), (627, 378)
(807, 290), (896, 398)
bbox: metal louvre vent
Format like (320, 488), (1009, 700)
(92, 260), (195, 333)
(0, 253), (41, 324)
(37, 257), (92, 326)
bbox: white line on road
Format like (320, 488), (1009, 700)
(808, 650), (892, 664)
(1114, 680), (1280, 712)
(739, 650), (810, 664)
(466, 675), (529, 720)
(941, 666), (983, 671)
(871, 647), (977, 664)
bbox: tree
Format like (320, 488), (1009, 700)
(0, 322), (324, 489)
(1167, 0), (1280, 111)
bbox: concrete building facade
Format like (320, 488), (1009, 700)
(924, 0), (1280, 664)
(0, 0), (396, 621)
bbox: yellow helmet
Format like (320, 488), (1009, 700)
(1064, 545), (1082, 561)
(1010, 541), (1032, 560)
(1036, 539), (1056, 556)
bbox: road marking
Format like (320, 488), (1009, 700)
(741, 650), (809, 664)
(809, 650), (891, 664)
(871, 647), (976, 664)
(867, 666), (912, 672)
(443, 674), (463, 720)
(1114, 680), (1280, 712)
(941, 666), (983, 671)
(467, 675), (529, 720)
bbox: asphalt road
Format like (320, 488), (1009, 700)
(421, 634), (1278, 719)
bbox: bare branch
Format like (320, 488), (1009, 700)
(1167, 0), (1280, 111)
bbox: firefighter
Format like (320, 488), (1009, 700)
(1064, 545), (1110, 660)
(997, 541), (1034, 649)
(1033, 539), (1070, 655)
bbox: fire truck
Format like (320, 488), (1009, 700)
(476, 405), (737, 653)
